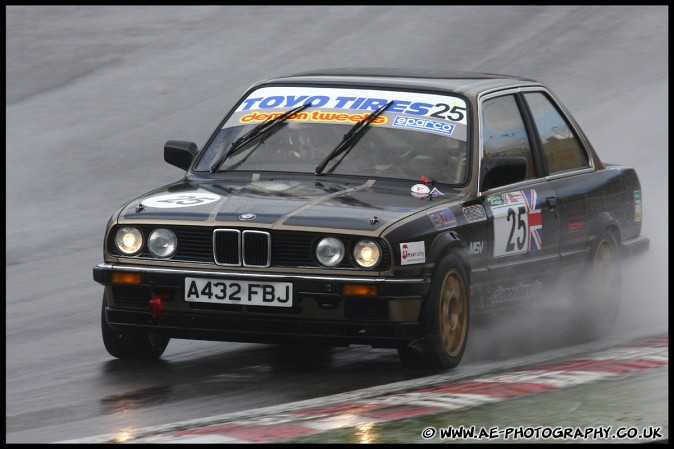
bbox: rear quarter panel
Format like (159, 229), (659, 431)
(551, 165), (642, 261)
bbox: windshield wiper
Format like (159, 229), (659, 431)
(315, 101), (393, 175)
(210, 102), (312, 173)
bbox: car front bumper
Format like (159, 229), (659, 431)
(93, 263), (430, 348)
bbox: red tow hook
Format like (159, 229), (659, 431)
(149, 294), (169, 319)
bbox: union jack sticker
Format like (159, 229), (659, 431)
(522, 189), (542, 251)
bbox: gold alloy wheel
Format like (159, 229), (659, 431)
(593, 236), (620, 321)
(439, 268), (468, 357)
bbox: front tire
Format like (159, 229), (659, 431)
(101, 293), (170, 360)
(398, 253), (469, 370)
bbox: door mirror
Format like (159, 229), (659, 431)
(480, 156), (527, 191)
(164, 140), (198, 171)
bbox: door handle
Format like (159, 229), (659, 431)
(545, 196), (557, 210)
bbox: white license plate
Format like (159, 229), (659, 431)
(185, 277), (293, 307)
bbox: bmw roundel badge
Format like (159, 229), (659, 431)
(238, 213), (256, 221)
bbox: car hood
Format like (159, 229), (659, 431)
(119, 177), (467, 234)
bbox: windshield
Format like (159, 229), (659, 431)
(195, 86), (469, 184)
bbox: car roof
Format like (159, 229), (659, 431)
(257, 68), (544, 97)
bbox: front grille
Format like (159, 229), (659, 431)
(271, 231), (315, 266)
(109, 226), (390, 270)
(242, 231), (270, 267)
(214, 229), (240, 266)
(213, 230), (270, 267)
(172, 227), (216, 263)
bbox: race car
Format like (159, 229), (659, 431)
(93, 69), (649, 370)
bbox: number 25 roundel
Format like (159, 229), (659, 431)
(489, 189), (542, 258)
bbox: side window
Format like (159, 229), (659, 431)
(482, 95), (535, 180)
(524, 92), (589, 174)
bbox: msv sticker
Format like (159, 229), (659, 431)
(142, 193), (221, 208)
(470, 241), (485, 255)
(428, 208), (457, 230)
(400, 241), (425, 265)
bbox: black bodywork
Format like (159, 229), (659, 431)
(94, 69), (649, 365)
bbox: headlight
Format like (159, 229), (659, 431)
(148, 228), (177, 258)
(115, 227), (143, 255)
(315, 237), (345, 267)
(353, 239), (381, 268)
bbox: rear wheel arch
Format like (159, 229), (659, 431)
(586, 212), (623, 255)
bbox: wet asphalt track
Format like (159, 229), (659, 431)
(5, 6), (668, 443)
